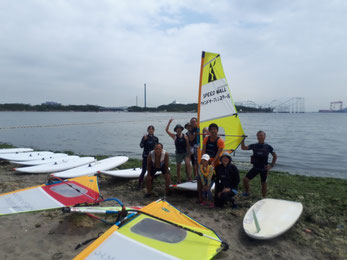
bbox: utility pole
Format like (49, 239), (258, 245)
(144, 83), (147, 108)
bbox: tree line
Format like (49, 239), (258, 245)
(0, 103), (273, 113)
(127, 103), (272, 112)
(0, 103), (102, 112)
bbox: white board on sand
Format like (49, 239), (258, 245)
(0, 151), (54, 161)
(51, 156), (129, 178)
(11, 155), (80, 166)
(10, 153), (68, 164)
(0, 148), (33, 154)
(170, 180), (215, 191)
(14, 157), (95, 174)
(243, 198), (303, 240)
(100, 167), (161, 178)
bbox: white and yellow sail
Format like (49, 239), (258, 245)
(75, 199), (226, 259)
(197, 51), (245, 156)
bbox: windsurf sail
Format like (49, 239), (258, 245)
(197, 51), (245, 159)
(75, 199), (227, 259)
(0, 176), (100, 215)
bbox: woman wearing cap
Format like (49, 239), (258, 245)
(199, 154), (215, 207)
(214, 152), (240, 208)
(166, 119), (192, 183)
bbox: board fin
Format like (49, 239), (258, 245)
(252, 209), (261, 233)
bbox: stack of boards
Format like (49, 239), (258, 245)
(0, 147), (133, 178)
(52, 156), (129, 178)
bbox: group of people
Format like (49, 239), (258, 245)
(138, 117), (277, 207)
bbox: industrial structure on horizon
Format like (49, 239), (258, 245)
(319, 101), (347, 113)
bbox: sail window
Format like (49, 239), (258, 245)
(49, 183), (87, 198)
(130, 218), (187, 243)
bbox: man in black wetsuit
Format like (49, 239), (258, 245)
(138, 125), (159, 189)
(241, 130), (277, 197)
(214, 153), (240, 208)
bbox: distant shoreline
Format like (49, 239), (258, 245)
(0, 103), (273, 113)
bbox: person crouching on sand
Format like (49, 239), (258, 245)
(138, 125), (159, 189)
(166, 119), (192, 183)
(198, 154), (215, 208)
(214, 153), (240, 208)
(145, 143), (171, 197)
(241, 131), (277, 198)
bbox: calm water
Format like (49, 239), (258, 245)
(0, 112), (346, 179)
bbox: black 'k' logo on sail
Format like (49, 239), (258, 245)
(208, 61), (217, 83)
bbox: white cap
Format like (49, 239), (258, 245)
(201, 154), (210, 161)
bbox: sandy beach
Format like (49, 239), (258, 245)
(0, 159), (344, 260)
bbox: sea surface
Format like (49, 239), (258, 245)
(0, 111), (346, 179)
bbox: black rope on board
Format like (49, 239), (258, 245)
(75, 232), (104, 250)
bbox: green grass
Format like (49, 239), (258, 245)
(0, 143), (16, 149)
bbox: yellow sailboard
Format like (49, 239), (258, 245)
(197, 51), (245, 158)
(75, 199), (227, 259)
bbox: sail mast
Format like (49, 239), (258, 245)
(197, 51), (205, 163)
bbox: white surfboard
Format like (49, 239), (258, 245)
(10, 153), (68, 164)
(51, 156), (129, 178)
(243, 198), (303, 240)
(100, 167), (161, 178)
(0, 151), (54, 161)
(170, 180), (215, 191)
(0, 148), (33, 154)
(14, 157), (96, 174)
(11, 155), (80, 166)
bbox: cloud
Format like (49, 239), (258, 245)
(0, 0), (346, 111)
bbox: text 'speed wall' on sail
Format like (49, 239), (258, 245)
(198, 51), (245, 152)
(200, 78), (236, 122)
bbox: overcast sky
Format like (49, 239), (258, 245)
(1, 0), (346, 111)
